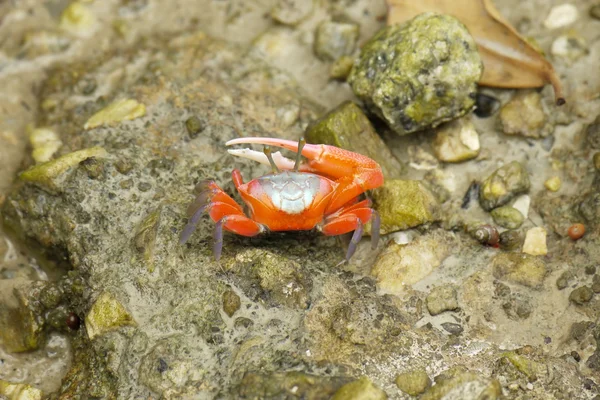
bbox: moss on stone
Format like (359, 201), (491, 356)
(371, 180), (440, 234)
(306, 101), (403, 178)
(492, 253), (547, 289)
(491, 206), (525, 229)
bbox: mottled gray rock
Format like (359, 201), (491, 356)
(348, 13), (482, 135)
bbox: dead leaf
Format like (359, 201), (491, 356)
(387, 0), (565, 105)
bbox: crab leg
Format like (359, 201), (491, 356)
(179, 178), (264, 260)
(226, 137), (384, 213)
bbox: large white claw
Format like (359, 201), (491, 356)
(227, 148), (296, 170)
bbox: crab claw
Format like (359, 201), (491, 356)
(226, 137), (382, 185)
(227, 148), (296, 170)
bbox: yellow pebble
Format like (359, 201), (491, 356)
(544, 176), (561, 192)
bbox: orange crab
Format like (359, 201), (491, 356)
(179, 137), (383, 262)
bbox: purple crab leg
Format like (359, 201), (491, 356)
(214, 217), (225, 261)
(370, 210), (380, 250)
(179, 205), (207, 245)
(345, 219), (364, 262)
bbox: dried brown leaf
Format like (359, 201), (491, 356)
(387, 0), (565, 105)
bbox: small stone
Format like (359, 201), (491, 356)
(60, 2), (96, 36)
(329, 56), (354, 80)
(592, 275), (600, 293)
(332, 377), (387, 400)
(491, 206), (525, 229)
(591, 4), (600, 20)
(314, 21), (359, 61)
(85, 292), (136, 340)
(138, 182), (152, 192)
(499, 91), (548, 138)
(222, 289), (241, 317)
(426, 284), (459, 315)
(511, 195), (530, 219)
(420, 367), (501, 400)
(586, 265), (596, 275)
(432, 118), (480, 163)
(185, 116), (205, 138)
(556, 271), (571, 290)
(371, 233), (448, 294)
(84, 99), (146, 130)
(522, 227), (548, 256)
(474, 93), (500, 118)
(270, 0), (313, 25)
(371, 180), (441, 234)
(544, 4), (579, 29)
(0, 381), (42, 400)
(544, 176), (562, 192)
(395, 369), (431, 396)
(441, 322), (464, 335)
(595, 152), (600, 171)
(29, 127), (62, 163)
(305, 101), (403, 178)
(570, 321), (594, 342)
(348, 13), (482, 135)
(551, 32), (588, 62)
(569, 286), (593, 305)
(499, 230), (524, 250)
(586, 116), (600, 149)
(479, 161), (531, 211)
(502, 352), (546, 381)
(492, 253), (547, 289)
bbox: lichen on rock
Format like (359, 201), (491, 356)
(348, 13), (482, 135)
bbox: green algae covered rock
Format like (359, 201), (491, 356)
(479, 161), (531, 211)
(371, 180), (441, 234)
(306, 101), (404, 178)
(332, 377), (387, 400)
(85, 292), (136, 340)
(348, 13), (482, 135)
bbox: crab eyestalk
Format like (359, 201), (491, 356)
(293, 137), (306, 172)
(263, 146), (280, 174)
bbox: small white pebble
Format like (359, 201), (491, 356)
(523, 227), (547, 256)
(391, 231), (414, 245)
(544, 4), (578, 29)
(551, 35), (570, 57)
(512, 195), (530, 219)
(459, 124), (480, 151)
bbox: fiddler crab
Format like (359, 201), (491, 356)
(179, 137), (383, 263)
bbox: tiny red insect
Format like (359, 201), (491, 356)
(180, 137), (384, 262)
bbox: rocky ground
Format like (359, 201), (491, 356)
(0, 0), (599, 399)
